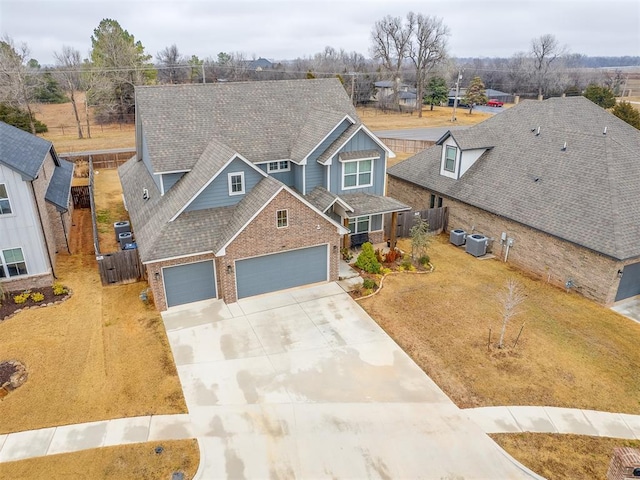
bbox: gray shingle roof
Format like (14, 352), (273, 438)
(388, 96), (640, 260)
(135, 78), (359, 172)
(341, 192), (410, 218)
(305, 186), (342, 212)
(0, 122), (53, 180)
(45, 158), (74, 211)
(338, 150), (380, 161)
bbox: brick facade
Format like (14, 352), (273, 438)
(388, 176), (630, 305)
(146, 189), (342, 311)
(607, 447), (640, 480)
(2, 272), (53, 292)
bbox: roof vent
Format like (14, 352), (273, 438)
(142, 188), (149, 200)
(603, 126), (607, 135)
(562, 142), (567, 151)
(535, 126), (540, 136)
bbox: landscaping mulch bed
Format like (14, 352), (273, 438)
(0, 361), (17, 385)
(0, 286), (69, 322)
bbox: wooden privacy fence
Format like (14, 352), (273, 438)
(377, 138), (435, 154)
(60, 148), (135, 170)
(96, 249), (145, 285)
(384, 207), (448, 239)
(71, 185), (90, 208)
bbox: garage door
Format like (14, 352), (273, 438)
(615, 262), (640, 302)
(235, 245), (328, 299)
(163, 261), (216, 307)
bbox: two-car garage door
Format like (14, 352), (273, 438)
(162, 245), (329, 307)
(235, 245), (328, 299)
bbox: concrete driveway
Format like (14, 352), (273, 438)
(162, 282), (540, 479)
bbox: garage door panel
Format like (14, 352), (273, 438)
(164, 261), (216, 307)
(236, 245), (327, 299)
(616, 262), (640, 302)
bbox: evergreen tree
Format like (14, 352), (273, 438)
(583, 84), (616, 108)
(424, 76), (448, 110)
(612, 101), (640, 130)
(0, 103), (47, 133)
(463, 76), (487, 114)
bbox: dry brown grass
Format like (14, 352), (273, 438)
(94, 169), (130, 253)
(0, 440), (199, 480)
(32, 92), (135, 153)
(492, 433), (640, 480)
(360, 234), (640, 414)
(0, 205), (186, 435)
(358, 105), (492, 130)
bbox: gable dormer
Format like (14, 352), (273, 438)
(437, 132), (491, 180)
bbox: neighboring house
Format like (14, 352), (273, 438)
(0, 122), (74, 291)
(247, 57), (273, 71)
(387, 96), (640, 305)
(119, 78), (409, 310)
(373, 81), (415, 105)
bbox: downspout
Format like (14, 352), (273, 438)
(60, 210), (71, 254)
(31, 181), (56, 279)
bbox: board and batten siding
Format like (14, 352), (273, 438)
(305, 159), (326, 193)
(161, 172), (185, 194)
(141, 134), (162, 191)
(330, 130), (386, 196)
(185, 157), (264, 211)
(0, 163), (50, 276)
(292, 163), (305, 193)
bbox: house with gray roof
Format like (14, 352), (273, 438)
(119, 78), (409, 310)
(0, 122), (74, 291)
(387, 96), (640, 305)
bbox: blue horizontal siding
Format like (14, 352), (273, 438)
(162, 172), (185, 193)
(331, 130), (386, 196)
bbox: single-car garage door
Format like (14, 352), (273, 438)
(163, 261), (216, 308)
(235, 245), (328, 299)
(615, 262), (640, 302)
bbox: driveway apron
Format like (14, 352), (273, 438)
(162, 282), (541, 479)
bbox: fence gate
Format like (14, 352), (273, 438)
(71, 185), (90, 208)
(96, 249), (144, 285)
(385, 207), (448, 239)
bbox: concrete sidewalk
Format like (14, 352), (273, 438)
(465, 406), (640, 439)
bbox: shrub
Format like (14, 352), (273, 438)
(374, 248), (384, 263)
(385, 248), (400, 263)
(340, 247), (353, 262)
(419, 255), (430, 266)
(400, 255), (415, 271)
(31, 292), (45, 302)
(362, 278), (377, 290)
(53, 283), (68, 296)
(380, 267), (392, 275)
(13, 291), (30, 304)
(355, 242), (381, 274)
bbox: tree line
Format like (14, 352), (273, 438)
(1, 16), (639, 137)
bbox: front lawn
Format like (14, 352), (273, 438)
(360, 234), (640, 414)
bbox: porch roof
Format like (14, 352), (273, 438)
(339, 192), (410, 218)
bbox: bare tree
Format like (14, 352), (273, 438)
(496, 279), (526, 349)
(531, 34), (565, 99)
(0, 35), (39, 133)
(54, 46), (84, 138)
(156, 44), (187, 84)
(370, 15), (412, 109)
(406, 12), (449, 117)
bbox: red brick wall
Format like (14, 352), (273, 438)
(221, 189), (342, 303)
(388, 176), (627, 305)
(607, 447), (640, 480)
(2, 273), (53, 292)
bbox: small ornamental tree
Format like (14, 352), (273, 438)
(409, 217), (431, 262)
(612, 101), (640, 130)
(496, 279), (525, 349)
(463, 76), (487, 114)
(583, 84), (616, 109)
(355, 242), (381, 274)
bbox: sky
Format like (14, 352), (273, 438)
(1, 0), (639, 66)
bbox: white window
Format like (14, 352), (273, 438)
(342, 159), (373, 189)
(348, 216), (370, 234)
(444, 146), (457, 172)
(0, 184), (12, 215)
(227, 172), (245, 195)
(0, 248), (27, 278)
(267, 161), (290, 173)
(276, 209), (288, 228)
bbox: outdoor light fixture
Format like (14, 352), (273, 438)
(617, 269), (623, 278)
(226, 265), (233, 274)
(154, 272), (160, 280)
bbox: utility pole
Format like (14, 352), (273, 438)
(202, 63), (206, 84)
(350, 73), (355, 105)
(451, 70), (462, 122)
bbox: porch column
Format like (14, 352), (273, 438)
(343, 217), (350, 249)
(390, 211), (398, 249)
